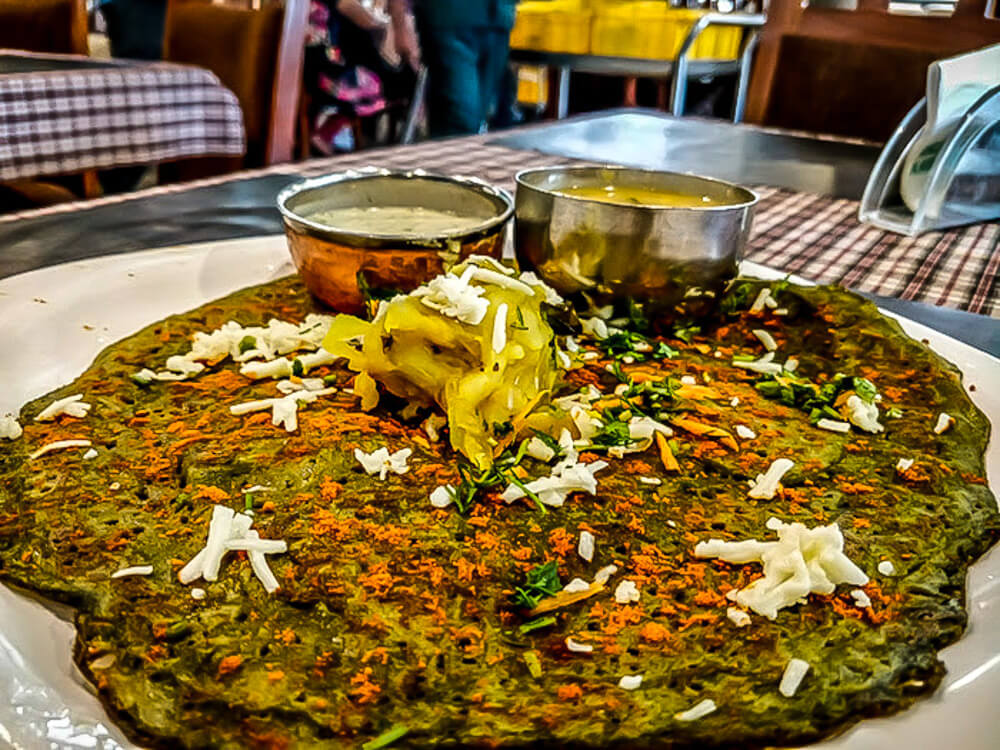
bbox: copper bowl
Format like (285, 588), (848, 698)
(278, 168), (514, 313)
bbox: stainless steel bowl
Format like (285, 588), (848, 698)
(278, 168), (513, 313)
(514, 166), (758, 305)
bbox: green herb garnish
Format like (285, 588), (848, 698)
(363, 724), (409, 750)
(238, 335), (256, 354)
(673, 324), (701, 343)
(512, 561), (561, 609)
(592, 419), (632, 447)
(519, 616), (557, 635)
(291, 358), (305, 377)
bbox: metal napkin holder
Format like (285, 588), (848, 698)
(859, 84), (1000, 236)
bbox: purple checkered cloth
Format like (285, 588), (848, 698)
(2, 137), (998, 317)
(0, 52), (245, 181)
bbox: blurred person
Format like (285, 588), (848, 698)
(304, 0), (420, 153)
(412, 0), (516, 137)
(97, 0), (166, 60)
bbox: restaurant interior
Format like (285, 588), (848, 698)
(1, 1), (1000, 748)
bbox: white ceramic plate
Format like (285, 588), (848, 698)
(0, 236), (997, 749)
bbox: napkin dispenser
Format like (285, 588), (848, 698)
(859, 45), (1000, 236)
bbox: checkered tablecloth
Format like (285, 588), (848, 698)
(0, 52), (245, 181)
(2, 137), (998, 318)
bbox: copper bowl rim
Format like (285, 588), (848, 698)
(277, 167), (514, 248)
(514, 165), (759, 213)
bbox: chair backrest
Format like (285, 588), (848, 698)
(745, 0), (1000, 142)
(0, 0), (88, 55)
(163, 0), (309, 166)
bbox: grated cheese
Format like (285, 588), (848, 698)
(35, 394), (91, 421)
(429, 485), (456, 508)
(618, 674), (643, 691)
(896, 457), (914, 473)
(695, 517), (869, 620)
(850, 589), (872, 608)
(638, 476), (662, 486)
(178, 505), (286, 593)
(752, 329), (777, 351)
(355, 447), (413, 480)
(844, 394), (883, 433)
(816, 418), (851, 433)
(191, 588), (206, 600)
(578, 530), (595, 562)
(565, 637), (593, 654)
(230, 387), (336, 432)
(111, 565), (153, 579)
(411, 267), (489, 325)
(581, 316), (609, 340)
(83, 448), (98, 460)
(563, 578), (591, 594)
(733, 352), (784, 376)
(779, 658), (810, 697)
(783, 357), (799, 372)
(933, 412), (954, 434)
(680, 375), (697, 386)
(614, 579), (640, 604)
(594, 564), (618, 585)
(470, 267), (534, 295)
(749, 288), (774, 313)
(747, 458), (794, 499)
(0, 414), (22, 440)
(877, 560), (895, 576)
(29, 439), (92, 460)
(735, 425), (756, 440)
(730, 396), (740, 407)
(526, 436), (556, 462)
(518, 270), (564, 306)
(726, 607), (751, 627)
(564, 335), (580, 353)
(501, 430), (608, 507)
(492, 302), (509, 353)
(676, 698), (717, 721)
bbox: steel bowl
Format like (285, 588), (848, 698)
(514, 166), (758, 306)
(278, 168), (514, 313)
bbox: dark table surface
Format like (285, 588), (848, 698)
(0, 110), (996, 359)
(0, 52), (127, 74)
(491, 110), (881, 200)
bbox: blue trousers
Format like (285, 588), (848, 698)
(417, 25), (512, 137)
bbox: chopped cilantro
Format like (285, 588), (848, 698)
(244, 494), (253, 512)
(626, 297), (649, 331)
(720, 282), (752, 314)
(238, 335), (256, 354)
(363, 725), (409, 750)
(654, 341), (679, 359)
(323, 374), (338, 386)
(519, 616), (557, 635)
(886, 406), (903, 418)
(291, 358), (304, 377)
(673, 324), (701, 343)
(592, 419), (632, 447)
(512, 561), (561, 609)
(511, 306), (528, 331)
(853, 377), (879, 403)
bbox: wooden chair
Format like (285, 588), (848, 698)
(0, 0), (95, 209)
(0, 0), (88, 55)
(745, 0), (1000, 142)
(162, 0), (309, 176)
